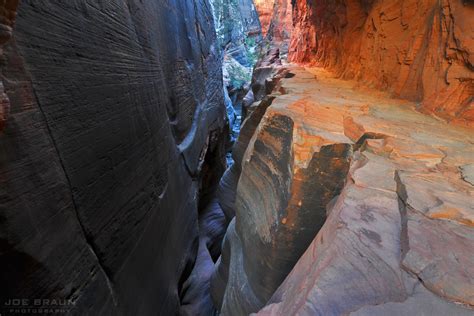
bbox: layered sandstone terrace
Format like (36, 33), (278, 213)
(212, 55), (474, 314)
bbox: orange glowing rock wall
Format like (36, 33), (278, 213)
(267, 0), (293, 43)
(289, 0), (474, 126)
(255, 0), (292, 44)
(254, 0), (274, 36)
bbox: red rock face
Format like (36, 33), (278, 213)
(267, 0), (293, 44)
(255, 0), (293, 47)
(289, 0), (474, 126)
(254, 0), (274, 37)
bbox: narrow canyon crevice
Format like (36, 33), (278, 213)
(0, 1), (472, 316)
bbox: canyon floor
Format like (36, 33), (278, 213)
(216, 62), (474, 315)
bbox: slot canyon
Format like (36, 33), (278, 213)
(0, 0), (473, 315)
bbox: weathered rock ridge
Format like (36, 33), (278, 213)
(290, 0), (474, 126)
(0, 1), (227, 315)
(254, 66), (474, 315)
(213, 60), (474, 316)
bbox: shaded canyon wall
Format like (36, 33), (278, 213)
(0, 1), (227, 315)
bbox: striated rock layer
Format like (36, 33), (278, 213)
(255, 66), (474, 315)
(213, 63), (474, 315)
(290, 0), (474, 126)
(210, 48), (291, 313)
(0, 1), (227, 315)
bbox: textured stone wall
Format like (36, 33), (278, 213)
(0, 1), (227, 315)
(255, 0), (292, 44)
(290, 0), (474, 126)
(0, 0), (18, 132)
(267, 0), (293, 44)
(254, 0), (274, 36)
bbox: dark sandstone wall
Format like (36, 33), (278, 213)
(0, 1), (227, 315)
